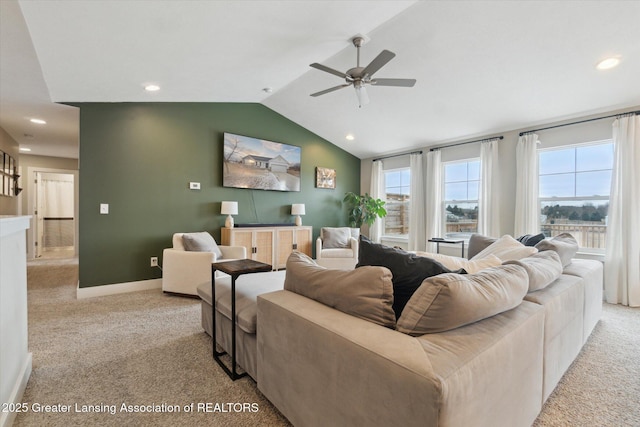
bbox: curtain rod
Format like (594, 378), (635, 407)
(519, 110), (640, 136)
(372, 150), (423, 162)
(429, 136), (504, 152)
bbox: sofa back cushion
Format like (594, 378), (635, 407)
(504, 250), (563, 292)
(467, 234), (497, 259)
(357, 235), (465, 319)
(396, 264), (529, 335)
(284, 251), (396, 328)
(534, 233), (578, 268)
(470, 234), (538, 262)
(414, 252), (502, 274)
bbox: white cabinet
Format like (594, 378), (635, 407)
(221, 226), (312, 270)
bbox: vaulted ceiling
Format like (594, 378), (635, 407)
(1, 0), (639, 160)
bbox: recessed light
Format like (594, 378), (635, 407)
(144, 84), (160, 92)
(346, 134), (355, 141)
(596, 57), (620, 70)
(30, 118), (46, 124)
(20, 147), (32, 152)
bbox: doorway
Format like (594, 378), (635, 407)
(31, 170), (77, 259)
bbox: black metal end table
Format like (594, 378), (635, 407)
(211, 259), (272, 380)
(428, 238), (465, 258)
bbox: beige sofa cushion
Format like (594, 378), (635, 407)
(471, 234), (538, 262)
(284, 251), (396, 328)
(415, 251), (502, 273)
(504, 250), (563, 292)
(396, 264), (529, 335)
(535, 233), (578, 267)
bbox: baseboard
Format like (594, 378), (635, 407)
(76, 278), (162, 299)
(0, 353), (32, 427)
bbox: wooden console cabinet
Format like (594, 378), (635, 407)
(221, 226), (312, 270)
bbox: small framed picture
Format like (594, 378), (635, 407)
(315, 167), (336, 189)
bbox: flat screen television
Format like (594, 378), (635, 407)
(222, 132), (301, 192)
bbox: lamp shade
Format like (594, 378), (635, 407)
(291, 204), (305, 216)
(221, 201), (238, 215)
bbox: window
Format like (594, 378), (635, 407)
(384, 168), (410, 237)
(538, 140), (613, 251)
(443, 159), (480, 238)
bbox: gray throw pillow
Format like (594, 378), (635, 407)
(467, 234), (497, 259)
(396, 264), (529, 335)
(534, 233), (578, 268)
(182, 232), (223, 259)
(284, 251), (396, 328)
(322, 227), (351, 249)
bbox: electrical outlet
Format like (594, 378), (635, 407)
(150, 257), (158, 267)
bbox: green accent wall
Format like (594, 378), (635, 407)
(75, 103), (360, 288)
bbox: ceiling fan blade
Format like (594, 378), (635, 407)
(362, 50), (396, 78)
(310, 84), (351, 97)
(371, 78), (417, 87)
(310, 63), (348, 79)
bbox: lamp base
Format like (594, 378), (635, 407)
(225, 215), (235, 228)
(295, 215), (302, 226)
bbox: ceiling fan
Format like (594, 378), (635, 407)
(310, 36), (417, 107)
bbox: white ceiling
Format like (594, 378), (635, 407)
(1, 0), (639, 160)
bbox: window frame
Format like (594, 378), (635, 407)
(537, 139), (613, 254)
(442, 158), (480, 240)
(382, 167), (411, 239)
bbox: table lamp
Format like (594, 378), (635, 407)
(291, 204), (305, 226)
(221, 201), (238, 228)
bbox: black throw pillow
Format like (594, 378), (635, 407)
(516, 233), (545, 247)
(357, 235), (466, 319)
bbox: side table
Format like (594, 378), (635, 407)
(211, 259), (272, 380)
(428, 238), (465, 258)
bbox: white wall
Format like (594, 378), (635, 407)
(361, 106), (639, 240)
(0, 216), (32, 427)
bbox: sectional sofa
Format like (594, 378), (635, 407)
(256, 234), (603, 427)
(197, 233), (603, 427)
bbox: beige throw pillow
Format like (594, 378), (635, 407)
(396, 264), (529, 335)
(504, 250), (563, 292)
(284, 251), (396, 328)
(534, 233), (578, 267)
(414, 252), (502, 274)
(470, 234), (537, 262)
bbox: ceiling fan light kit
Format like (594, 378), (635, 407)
(310, 35), (416, 108)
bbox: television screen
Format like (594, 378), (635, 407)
(222, 133), (301, 192)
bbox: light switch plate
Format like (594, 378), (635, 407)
(100, 203), (109, 214)
(189, 182), (201, 190)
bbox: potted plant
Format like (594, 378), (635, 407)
(343, 192), (387, 228)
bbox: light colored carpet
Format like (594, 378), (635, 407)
(15, 261), (640, 426)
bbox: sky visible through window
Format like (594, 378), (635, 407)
(444, 160), (480, 201)
(539, 142), (613, 200)
(385, 169), (410, 195)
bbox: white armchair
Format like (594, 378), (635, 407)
(162, 232), (246, 296)
(315, 227), (360, 270)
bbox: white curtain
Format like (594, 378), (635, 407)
(478, 139), (501, 237)
(369, 160), (385, 243)
(425, 150), (442, 252)
(604, 114), (640, 307)
(43, 178), (74, 217)
(514, 134), (539, 236)
(408, 152), (426, 251)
